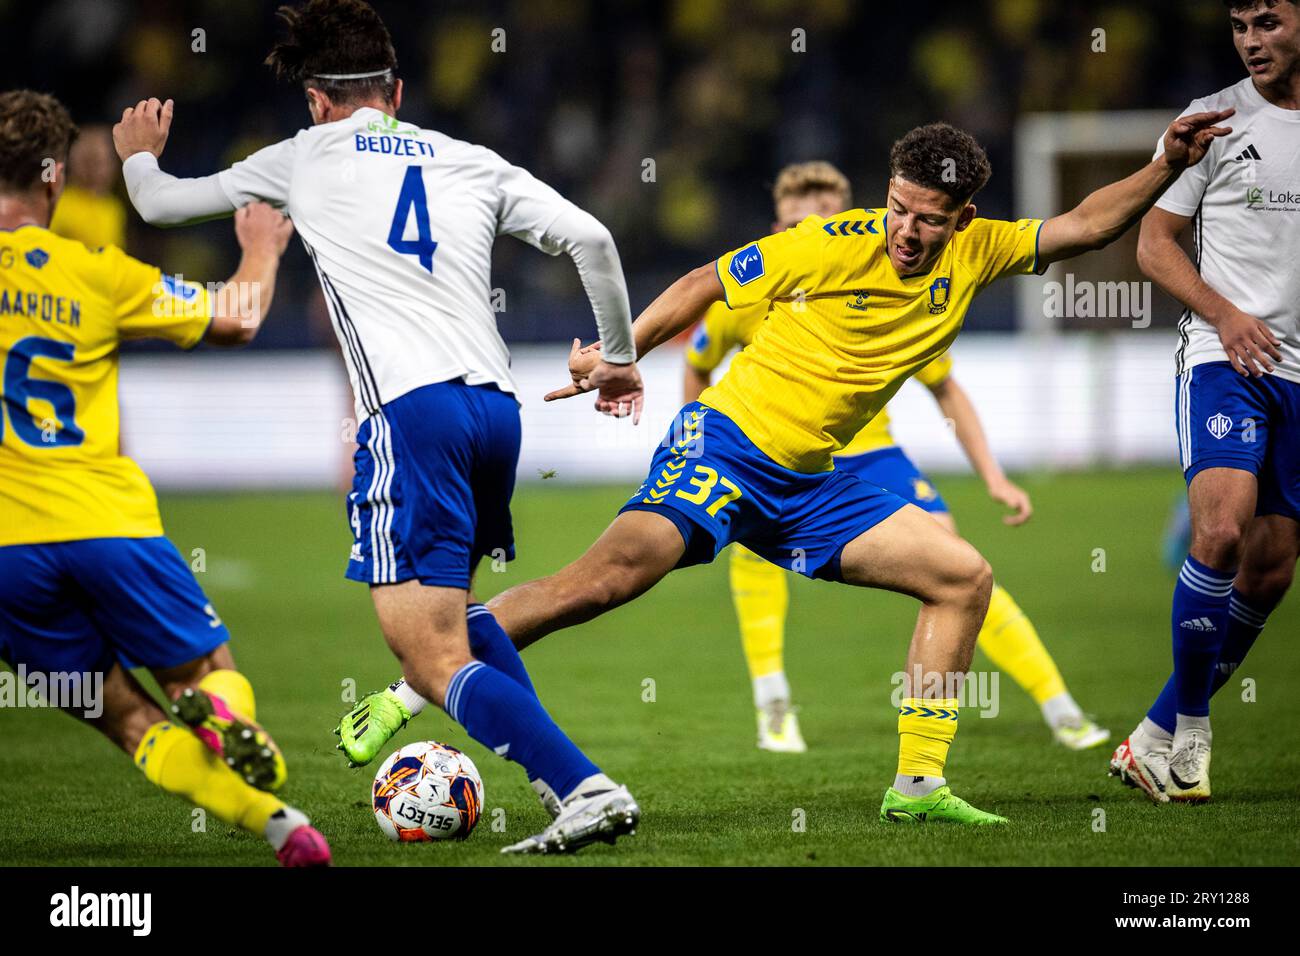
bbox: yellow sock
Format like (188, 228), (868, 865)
(198, 669), (256, 720)
(134, 720), (282, 836)
(977, 584), (1067, 706)
(897, 698), (959, 778)
(729, 545), (788, 680)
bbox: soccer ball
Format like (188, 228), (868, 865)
(372, 741), (484, 842)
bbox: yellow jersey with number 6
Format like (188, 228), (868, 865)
(685, 298), (954, 457)
(700, 208), (1041, 472)
(0, 226), (212, 546)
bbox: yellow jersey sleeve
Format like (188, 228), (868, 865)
(715, 217), (826, 309)
(685, 300), (767, 373)
(957, 217), (1044, 289)
(107, 246), (212, 348)
(914, 353), (954, 389)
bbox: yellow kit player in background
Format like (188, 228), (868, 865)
(0, 90), (328, 865)
(684, 163), (1109, 753)
(48, 124), (127, 252)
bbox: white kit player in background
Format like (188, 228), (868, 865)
(1109, 0), (1300, 806)
(111, 19), (646, 854)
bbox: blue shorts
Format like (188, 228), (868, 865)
(619, 403), (909, 580)
(346, 379), (521, 589)
(0, 537), (229, 675)
(1175, 362), (1300, 521)
(834, 446), (950, 514)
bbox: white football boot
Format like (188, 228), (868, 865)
(1167, 727), (1212, 803)
(502, 778), (640, 854)
(1108, 728), (1171, 804)
(757, 699), (807, 753)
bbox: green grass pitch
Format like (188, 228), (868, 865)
(2, 469), (1297, 866)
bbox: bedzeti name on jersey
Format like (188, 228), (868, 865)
(1154, 77), (1300, 384)
(214, 107), (580, 422)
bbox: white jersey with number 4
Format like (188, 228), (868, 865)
(1154, 78), (1300, 384)
(125, 106), (634, 422)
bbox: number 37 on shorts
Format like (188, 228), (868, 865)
(635, 408), (743, 517)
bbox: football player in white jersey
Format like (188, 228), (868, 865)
(1110, 0), (1300, 804)
(113, 0), (645, 853)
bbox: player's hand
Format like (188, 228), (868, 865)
(546, 338), (604, 401)
(588, 360), (645, 423)
(1216, 307), (1281, 377)
(113, 97), (174, 162)
(234, 202), (294, 258)
(1160, 109), (1234, 170)
(545, 338), (644, 423)
(988, 476), (1033, 526)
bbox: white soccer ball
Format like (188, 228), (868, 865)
(372, 741), (484, 842)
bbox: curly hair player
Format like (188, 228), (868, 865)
(684, 161), (1108, 755)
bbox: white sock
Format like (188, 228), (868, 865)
(563, 772), (617, 803)
(1174, 713), (1211, 746)
(753, 671), (791, 710)
(1137, 716), (1173, 746)
(531, 778), (560, 813)
(1040, 691), (1083, 729)
(389, 678), (429, 716)
(263, 806), (310, 851)
(893, 774), (945, 797)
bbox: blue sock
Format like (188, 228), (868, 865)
(444, 661), (598, 800)
(1147, 588), (1271, 733)
(467, 605), (542, 784)
(1210, 590), (1271, 694)
(467, 604), (536, 695)
(1169, 555), (1236, 719)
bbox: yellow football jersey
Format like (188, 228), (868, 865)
(48, 186), (128, 254)
(0, 226), (212, 546)
(701, 208), (1041, 472)
(684, 299), (954, 457)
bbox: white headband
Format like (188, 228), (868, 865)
(312, 68), (392, 80)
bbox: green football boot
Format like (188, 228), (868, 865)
(879, 785), (1008, 826)
(334, 688), (411, 767)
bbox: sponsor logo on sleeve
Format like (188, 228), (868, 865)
(728, 243), (765, 286)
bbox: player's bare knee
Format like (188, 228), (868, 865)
(942, 543), (992, 610)
(396, 647), (473, 708)
(1191, 520), (1248, 568)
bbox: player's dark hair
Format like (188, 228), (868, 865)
(265, 0), (398, 107)
(889, 123), (992, 205)
(0, 90), (78, 193)
(1220, 0), (1296, 11)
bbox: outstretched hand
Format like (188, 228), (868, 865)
(987, 476), (1033, 526)
(1161, 109), (1234, 170)
(545, 338), (645, 424)
(113, 97), (174, 163)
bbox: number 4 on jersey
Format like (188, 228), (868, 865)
(387, 165), (439, 273)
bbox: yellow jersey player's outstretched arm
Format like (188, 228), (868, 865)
(1035, 110), (1234, 267)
